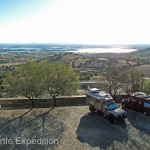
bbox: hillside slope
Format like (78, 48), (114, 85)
(129, 48), (150, 58)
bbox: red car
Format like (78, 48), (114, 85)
(122, 92), (150, 116)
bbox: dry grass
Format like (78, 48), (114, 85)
(137, 65), (150, 77)
(1, 62), (24, 67)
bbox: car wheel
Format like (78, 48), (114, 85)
(97, 110), (101, 115)
(122, 103), (126, 107)
(143, 111), (147, 116)
(109, 116), (115, 124)
(89, 105), (96, 115)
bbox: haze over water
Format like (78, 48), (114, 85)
(73, 48), (137, 53)
(0, 44), (143, 54)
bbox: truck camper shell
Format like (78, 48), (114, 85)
(86, 88), (126, 123)
(87, 88), (113, 101)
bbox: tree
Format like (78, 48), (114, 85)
(142, 80), (150, 95)
(43, 62), (79, 106)
(7, 61), (45, 107)
(7, 61), (79, 107)
(105, 66), (124, 98)
(127, 67), (144, 93)
(0, 75), (3, 98)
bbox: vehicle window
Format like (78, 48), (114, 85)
(86, 95), (91, 98)
(130, 98), (137, 103)
(103, 103), (108, 110)
(108, 103), (118, 110)
(144, 102), (150, 108)
(125, 98), (130, 102)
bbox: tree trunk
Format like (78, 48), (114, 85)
(113, 94), (116, 100)
(53, 96), (57, 107)
(113, 89), (117, 100)
(30, 98), (34, 108)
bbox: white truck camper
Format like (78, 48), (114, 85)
(86, 88), (126, 123)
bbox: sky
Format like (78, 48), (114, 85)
(0, 0), (150, 44)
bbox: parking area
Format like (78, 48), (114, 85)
(0, 106), (150, 150)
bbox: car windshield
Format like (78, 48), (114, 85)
(108, 103), (118, 110)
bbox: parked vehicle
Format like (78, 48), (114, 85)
(86, 88), (126, 123)
(122, 92), (150, 116)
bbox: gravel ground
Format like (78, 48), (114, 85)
(0, 106), (150, 150)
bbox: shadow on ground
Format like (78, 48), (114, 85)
(0, 108), (64, 150)
(124, 107), (150, 135)
(76, 113), (128, 149)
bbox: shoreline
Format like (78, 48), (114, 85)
(0, 47), (137, 54)
(68, 48), (137, 54)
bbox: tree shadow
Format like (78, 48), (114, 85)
(76, 112), (129, 149)
(0, 107), (64, 150)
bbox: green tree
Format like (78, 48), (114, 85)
(142, 80), (150, 95)
(43, 62), (79, 106)
(7, 61), (45, 107)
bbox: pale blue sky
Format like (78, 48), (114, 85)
(0, 0), (54, 24)
(0, 0), (150, 44)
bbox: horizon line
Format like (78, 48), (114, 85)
(0, 42), (150, 45)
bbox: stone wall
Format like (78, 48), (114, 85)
(0, 95), (126, 109)
(0, 96), (87, 109)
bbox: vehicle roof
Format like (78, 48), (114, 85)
(131, 92), (150, 101)
(88, 88), (99, 92)
(87, 89), (113, 100)
(131, 92), (147, 97)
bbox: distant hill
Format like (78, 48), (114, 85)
(129, 47), (150, 58)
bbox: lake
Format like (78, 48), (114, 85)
(0, 44), (149, 54)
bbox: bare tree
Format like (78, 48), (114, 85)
(105, 66), (124, 98)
